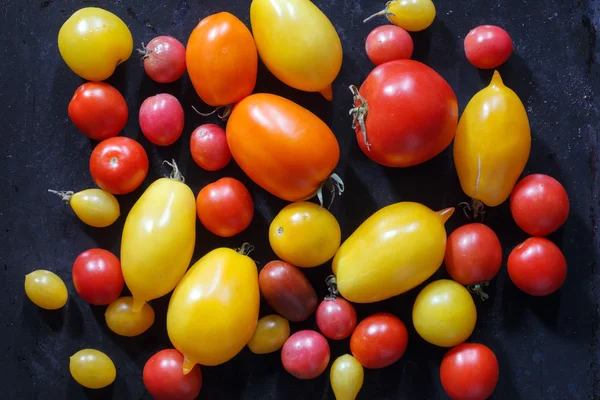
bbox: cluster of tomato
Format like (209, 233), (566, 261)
(22, 0), (571, 399)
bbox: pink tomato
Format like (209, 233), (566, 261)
(190, 124), (232, 171)
(139, 94), (184, 146)
(281, 330), (330, 379)
(141, 36), (187, 83)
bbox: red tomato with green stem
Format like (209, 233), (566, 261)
(140, 36), (186, 83)
(68, 82), (127, 141)
(350, 313), (408, 369)
(281, 330), (330, 379)
(464, 25), (513, 69)
(72, 249), (124, 306)
(90, 137), (149, 195)
(365, 25), (413, 66)
(440, 343), (499, 400)
(143, 349), (202, 400)
(139, 93), (185, 146)
(316, 277), (357, 340)
(190, 124), (231, 171)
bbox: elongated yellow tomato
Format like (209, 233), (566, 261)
(167, 246), (259, 371)
(70, 349), (116, 389)
(332, 202), (453, 303)
(105, 297), (155, 337)
(24, 270), (68, 310)
(454, 71), (531, 207)
(121, 173), (196, 312)
(330, 354), (364, 400)
(49, 189), (120, 228)
(250, 0), (342, 100)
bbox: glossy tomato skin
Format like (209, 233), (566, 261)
(259, 260), (318, 322)
(142, 36), (186, 83)
(464, 25), (513, 69)
(187, 12), (257, 106)
(90, 137), (149, 195)
(70, 349), (116, 389)
(510, 174), (570, 236)
(350, 313), (408, 369)
(281, 330), (330, 379)
(444, 223), (502, 285)
(354, 60), (458, 167)
(227, 93), (340, 201)
(440, 343), (499, 400)
(143, 349), (202, 400)
(365, 25), (413, 65)
(316, 297), (357, 340)
(139, 94), (185, 146)
(190, 124), (231, 171)
(247, 314), (290, 354)
(507, 237), (567, 296)
(72, 249), (124, 306)
(68, 82), (127, 140)
(196, 178), (254, 237)
(24, 270), (68, 310)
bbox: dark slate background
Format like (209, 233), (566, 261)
(1, 0), (599, 399)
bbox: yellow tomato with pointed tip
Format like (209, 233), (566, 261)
(330, 354), (364, 400)
(365, 0), (436, 32)
(105, 297), (155, 337)
(167, 247), (259, 371)
(332, 202), (453, 303)
(69, 349), (116, 389)
(250, 0), (342, 100)
(454, 71), (531, 207)
(49, 189), (120, 228)
(58, 7), (133, 81)
(24, 270), (68, 310)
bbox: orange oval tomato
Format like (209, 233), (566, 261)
(186, 12), (258, 107)
(226, 93), (340, 201)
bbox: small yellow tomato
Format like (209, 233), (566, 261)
(69, 349), (116, 389)
(49, 189), (120, 228)
(330, 354), (364, 400)
(247, 315), (290, 354)
(24, 270), (68, 310)
(105, 297), (155, 337)
(364, 0), (436, 32)
(269, 202), (341, 268)
(413, 279), (477, 347)
(58, 7), (133, 81)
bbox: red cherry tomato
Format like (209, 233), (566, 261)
(510, 174), (570, 236)
(507, 237), (567, 296)
(89, 137), (149, 195)
(315, 297), (357, 340)
(464, 25), (513, 69)
(143, 349), (202, 400)
(72, 249), (124, 306)
(190, 124), (232, 171)
(139, 94), (185, 146)
(350, 60), (458, 167)
(365, 25), (414, 66)
(68, 82), (128, 141)
(196, 178), (254, 237)
(350, 313), (408, 369)
(281, 330), (330, 379)
(440, 343), (499, 400)
(141, 36), (186, 83)
(444, 223), (502, 297)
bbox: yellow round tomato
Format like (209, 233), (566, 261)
(58, 7), (133, 81)
(365, 0), (436, 32)
(413, 279), (477, 347)
(167, 247), (259, 370)
(24, 270), (68, 310)
(247, 314), (290, 354)
(105, 297), (155, 337)
(330, 354), (364, 400)
(269, 201), (341, 268)
(69, 349), (116, 389)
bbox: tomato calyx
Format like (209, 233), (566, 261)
(312, 173), (345, 209)
(236, 242), (255, 256)
(363, 1), (397, 24)
(192, 104), (233, 121)
(136, 42), (151, 64)
(467, 281), (490, 301)
(163, 159), (185, 182)
(48, 189), (74, 202)
(349, 85), (371, 150)
(459, 199), (486, 221)
(325, 275), (340, 300)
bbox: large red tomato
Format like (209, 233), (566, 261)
(226, 93), (340, 202)
(350, 60), (458, 167)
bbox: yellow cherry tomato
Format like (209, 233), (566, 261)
(454, 71), (531, 208)
(269, 202), (341, 268)
(330, 354), (364, 400)
(167, 246), (259, 370)
(247, 315), (290, 354)
(49, 189), (120, 228)
(364, 0), (436, 32)
(105, 297), (155, 337)
(24, 270), (68, 310)
(121, 174), (196, 312)
(250, 0), (342, 100)
(333, 202), (453, 303)
(69, 349), (116, 389)
(412, 279), (477, 347)
(58, 7), (133, 81)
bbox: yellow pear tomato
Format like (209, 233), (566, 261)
(330, 354), (364, 400)
(167, 246), (259, 371)
(247, 314), (290, 354)
(269, 202), (341, 268)
(49, 188), (120, 228)
(69, 349), (116, 389)
(105, 297), (155, 337)
(332, 202), (453, 303)
(364, 0), (437, 32)
(250, 0), (343, 100)
(454, 71), (531, 208)
(24, 270), (68, 310)
(58, 7), (133, 81)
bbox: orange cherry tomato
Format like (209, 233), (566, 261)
(226, 93), (340, 202)
(186, 12), (258, 107)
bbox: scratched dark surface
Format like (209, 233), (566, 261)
(1, 0), (599, 399)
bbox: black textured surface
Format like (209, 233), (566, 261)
(2, 0), (599, 399)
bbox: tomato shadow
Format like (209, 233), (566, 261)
(478, 336), (524, 400)
(477, 52), (535, 106)
(66, 296), (85, 338)
(22, 297), (65, 332)
(66, 375), (119, 400)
